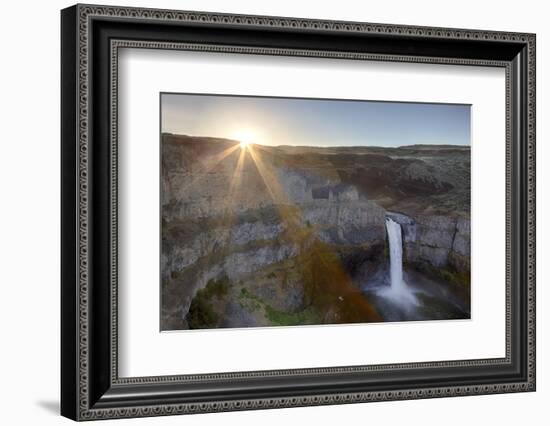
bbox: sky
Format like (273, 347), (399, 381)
(161, 93), (470, 148)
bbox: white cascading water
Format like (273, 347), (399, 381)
(379, 217), (417, 306)
(386, 217), (406, 293)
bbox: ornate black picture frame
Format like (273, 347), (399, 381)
(61, 4), (536, 421)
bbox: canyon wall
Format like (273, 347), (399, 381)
(387, 212), (470, 275)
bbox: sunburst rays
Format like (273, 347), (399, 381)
(178, 143), (241, 192)
(247, 145), (288, 205)
(200, 143), (241, 170)
(214, 143), (252, 251)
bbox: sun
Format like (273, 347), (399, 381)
(231, 128), (257, 148)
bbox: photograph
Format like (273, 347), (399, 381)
(160, 93), (471, 331)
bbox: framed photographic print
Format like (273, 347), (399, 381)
(159, 93), (472, 331)
(61, 4), (536, 421)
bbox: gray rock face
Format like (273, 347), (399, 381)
(389, 212), (470, 272)
(163, 170), (271, 220)
(220, 301), (266, 328)
(224, 244), (298, 278)
(449, 217), (470, 272)
(231, 222), (284, 246)
(415, 216), (456, 249)
(410, 245), (451, 268)
(302, 201), (386, 245)
(163, 155), (365, 223)
(165, 242), (300, 326)
(276, 168), (314, 203)
(452, 217), (471, 257)
(274, 167), (363, 206)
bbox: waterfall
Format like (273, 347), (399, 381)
(379, 217), (417, 306)
(386, 217), (406, 293)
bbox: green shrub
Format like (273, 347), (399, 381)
(203, 276), (230, 298)
(238, 285), (319, 326)
(265, 305), (319, 326)
(187, 276), (231, 329)
(187, 298), (218, 329)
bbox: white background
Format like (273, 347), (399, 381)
(0, 0), (547, 425)
(119, 49), (506, 377)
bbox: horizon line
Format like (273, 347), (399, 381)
(162, 132), (471, 150)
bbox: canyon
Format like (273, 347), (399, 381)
(161, 134), (470, 330)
